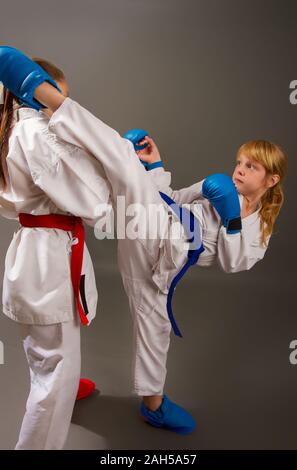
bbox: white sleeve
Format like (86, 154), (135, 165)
(217, 218), (269, 273)
(21, 125), (111, 227)
(148, 166), (205, 205)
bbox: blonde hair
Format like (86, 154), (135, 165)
(0, 57), (65, 190)
(237, 140), (288, 246)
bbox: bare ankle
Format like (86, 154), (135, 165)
(143, 395), (163, 412)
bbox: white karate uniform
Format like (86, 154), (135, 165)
(47, 97), (269, 397)
(0, 106), (111, 449)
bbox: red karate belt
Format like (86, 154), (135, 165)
(18, 212), (89, 326)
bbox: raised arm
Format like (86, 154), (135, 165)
(130, 133), (205, 205)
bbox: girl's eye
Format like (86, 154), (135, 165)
(246, 163), (256, 170)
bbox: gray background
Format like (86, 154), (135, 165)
(0, 0), (296, 450)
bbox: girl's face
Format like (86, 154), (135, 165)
(232, 153), (277, 198)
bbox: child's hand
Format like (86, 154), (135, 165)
(136, 136), (161, 164)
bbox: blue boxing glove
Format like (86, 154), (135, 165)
(123, 128), (164, 171)
(123, 128), (149, 152)
(202, 173), (242, 234)
(123, 128), (150, 168)
(0, 45), (61, 110)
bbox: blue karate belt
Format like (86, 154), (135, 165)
(158, 191), (205, 338)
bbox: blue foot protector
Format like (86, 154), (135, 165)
(140, 395), (196, 435)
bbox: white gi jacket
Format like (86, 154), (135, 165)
(147, 166), (269, 273)
(0, 107), (111, 324)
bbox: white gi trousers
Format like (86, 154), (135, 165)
(118, 239), (171, 396)
(15, 316), (81, 450)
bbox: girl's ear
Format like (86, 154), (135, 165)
(268, 174), (280, 188)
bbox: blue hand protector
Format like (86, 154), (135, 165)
(122, 128), (150, 167)
(0, 45), (61, 111)
(202, 173), (242, 234)
(140, 395), (196, 435)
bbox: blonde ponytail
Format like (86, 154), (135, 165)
(237, 140), (288, 246)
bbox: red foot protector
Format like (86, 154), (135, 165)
(76, 378), (96, 401)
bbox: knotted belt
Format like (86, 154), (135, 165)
(18, 212), (89, 326)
